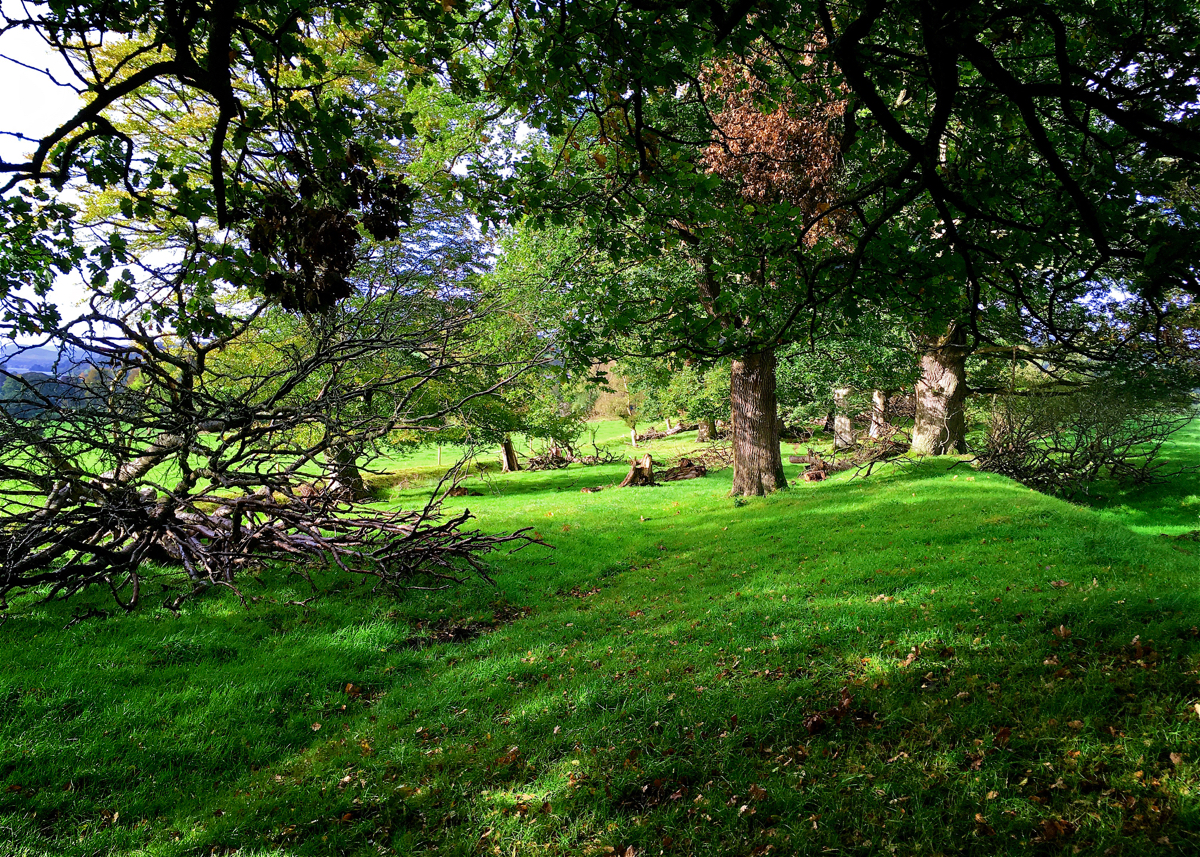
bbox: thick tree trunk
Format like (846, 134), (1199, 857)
(911, 328), (970, 455)
(697, 417), (716, 442)
(833, 387), (854, 450)
(326, 441), (367, 499)
(500, 436), (520, 472)
(729, 348), (787, 496)
(869, 389), (889, 439)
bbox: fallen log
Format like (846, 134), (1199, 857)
(660, 457), (708, 482)
(788, 453), (854, 472)
(636, 423), (698, 442)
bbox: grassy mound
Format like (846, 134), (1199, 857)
(2, 423), (1198, 856)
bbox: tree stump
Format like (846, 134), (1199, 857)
(619, 453), (656, 487)
(500, 436), (520, 472)
(833, 387), (854, 450)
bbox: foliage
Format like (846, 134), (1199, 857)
(620, 356), (732, 426)
(776, 318), (917, 424)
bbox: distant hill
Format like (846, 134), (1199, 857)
(0, 345), (87, 375)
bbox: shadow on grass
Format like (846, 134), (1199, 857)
(1072, 421), (1200, 536)
(3, 450), (1199, 856)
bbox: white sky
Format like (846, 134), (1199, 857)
(0, 21), (79, 163)
(1, 22), (92, 335)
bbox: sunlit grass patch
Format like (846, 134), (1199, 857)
(1, 421), (1198, 855)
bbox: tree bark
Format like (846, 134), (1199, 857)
(500, 435), (520, 472)
(326, 440), (367, 499)
(729, 348), (787, 496)
(619, 453), (656, 487)
(911, 327), (970, 455)
(697, 417), (716, 442)
(868, 389), (889, 439)
(833, 387), (854, 450)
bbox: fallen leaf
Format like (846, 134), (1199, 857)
(1039, 818), (1075, 840)
(311, 722), (322, 731)
(1170, 752), (1184, 766)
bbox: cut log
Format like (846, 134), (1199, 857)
(637, 423), (698, 442)
(660, 457), (708, 482)
(619, 453), (656, 487)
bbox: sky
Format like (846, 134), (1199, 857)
(1, 21), (92, 335)
(0, 22), (78, 164)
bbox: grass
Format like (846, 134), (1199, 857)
(2, 420), (1199, 855)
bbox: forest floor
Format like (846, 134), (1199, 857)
(2, 420), (1199, 856)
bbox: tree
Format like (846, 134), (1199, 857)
(473, 0), (1200, 465)
(5, 0), (1199, 510)
(499, 41), (849, 494)
(0, 14), (550, 609)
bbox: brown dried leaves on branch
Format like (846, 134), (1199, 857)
(700, 41), (847, 241)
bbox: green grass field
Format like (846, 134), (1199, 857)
(2, 421), (1199, 856)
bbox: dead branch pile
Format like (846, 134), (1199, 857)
(781, 425), (815, 442)
(975, 389), (1195, 495)
(0, 284), (554, 614)
(524, 452), (573, 470)
(664, 441), (733, 472)
(887, 393), (917, 420)
(0, 481), (543, 611)
(571, 449), (623, 465)
(789, 434), (912, 481)
(789, 450), (855, 482)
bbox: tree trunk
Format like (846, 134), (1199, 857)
(326, 440), (367, 499)
(630, 427), (638, 448)
(697, 417), (716, 442)
(729, 348), (787, 496)
(500, 435), (520, 472)
(911, 327), (970, 455)
(833, 387), (854, 450)
(868, 389), (889, 439)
